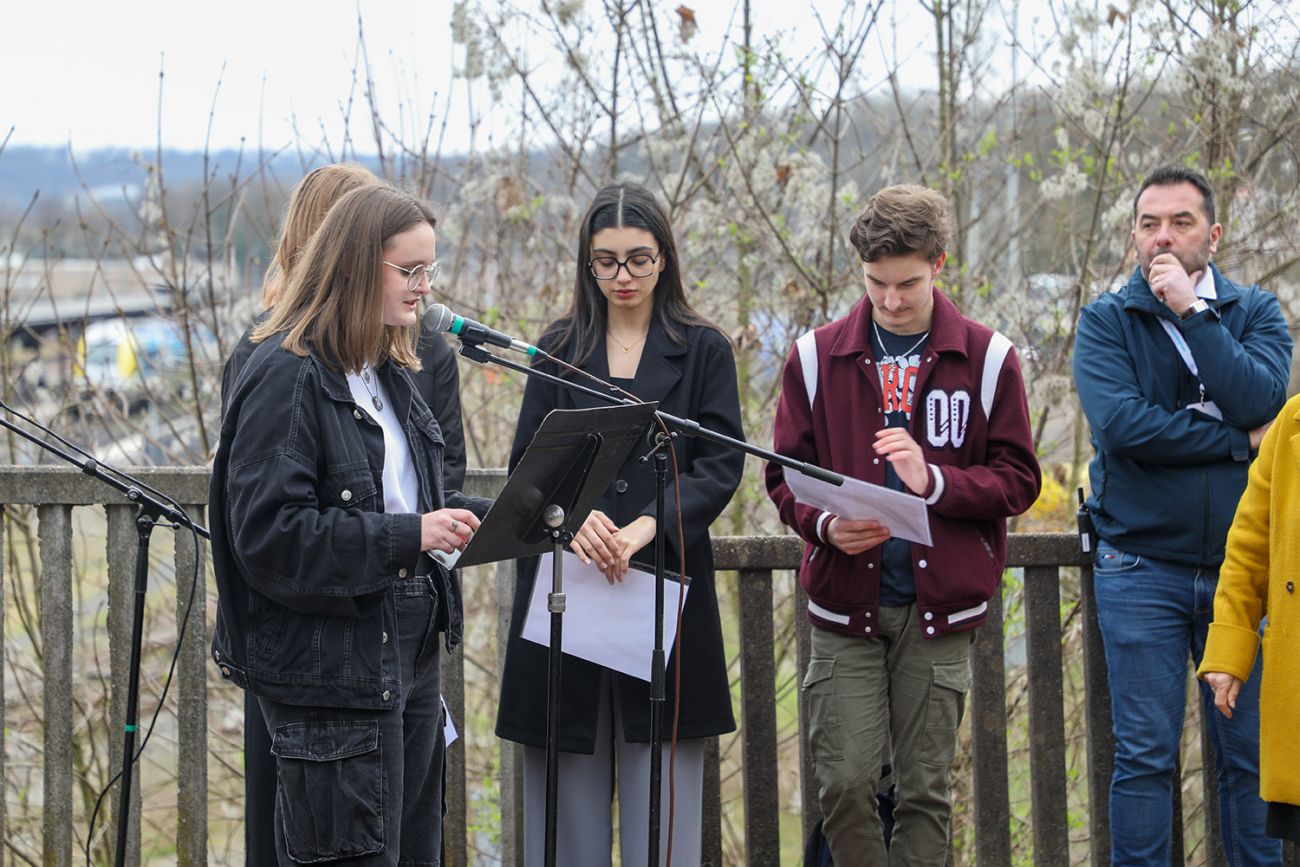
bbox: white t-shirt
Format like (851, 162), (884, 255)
(345, 367), (419, 515)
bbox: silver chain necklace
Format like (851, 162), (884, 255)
(872, 319), (929, 360)
(360, 366), (383, 412)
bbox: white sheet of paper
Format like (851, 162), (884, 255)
(783, 466), (933, 546)
(441, 696), (458, 746)
(521, 551), (690, 682)
(430, 547), (462, 571)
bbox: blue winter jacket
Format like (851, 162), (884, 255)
(1073, 263), (1292, 567)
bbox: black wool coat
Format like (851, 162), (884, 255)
(494, 318), (744, 751)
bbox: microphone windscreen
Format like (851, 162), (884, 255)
(422, 303), (455, 335)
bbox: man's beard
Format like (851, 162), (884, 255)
(1140, 240), (1212, 280)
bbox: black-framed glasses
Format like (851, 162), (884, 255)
(588, 252), (660, 281)
(384, 260), (441, 290)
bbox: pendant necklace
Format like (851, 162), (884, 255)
(872, 320), (929, 360)
(608, 329), (648, 353)
(360, 366), (384, 412)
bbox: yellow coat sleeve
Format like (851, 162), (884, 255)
(1197, 400), (1288, 682)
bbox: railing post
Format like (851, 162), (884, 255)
(106, 504), (142, 867)
(0, 509), (6, 867)
(1080, 564), (1113, 867)
(702, 736), (722, 867)
(1173, 753), (1186, 867)
(499, 558), (525, 867)
(38, 504), (74, 867)
(1024, 564), (1070, 865)
(738, 568), (780, 864)
(175, 505), (208, 867)
(971, 583), (1011, 866)
(1199, 698), (1228, 866)
(794, 583), (819, 851)
(441, 642), (467, 867)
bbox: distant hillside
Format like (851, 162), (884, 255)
(0, 145), (381, 208)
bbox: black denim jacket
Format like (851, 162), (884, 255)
(210, 334), (490, 709)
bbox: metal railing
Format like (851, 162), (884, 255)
(0, 466), (1293, 866)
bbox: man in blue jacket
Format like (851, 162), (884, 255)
(1074, 166), (1292, 866)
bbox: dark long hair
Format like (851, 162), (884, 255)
(546, 182), (722, 366)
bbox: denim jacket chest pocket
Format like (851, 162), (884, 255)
(317, 402), (385, 511)
(319, 464), (380, 512)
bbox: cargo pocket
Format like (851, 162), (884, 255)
(271, 720), (385, 863)
(920, 658), (970, 768)
(802, 657), (844, 764)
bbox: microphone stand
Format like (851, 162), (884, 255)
(0, 403), (208, 867)
(540, 505), (572, 867)
(456, 339), (840, 867)
(644, 435), (670, 867)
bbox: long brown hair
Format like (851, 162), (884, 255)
(252, 185), (435, 372)
(261, 162), (379, 307)
(547, 182), (723, 366)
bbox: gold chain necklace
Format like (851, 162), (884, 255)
(607, 329), (648, 353)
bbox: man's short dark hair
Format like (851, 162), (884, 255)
(849, 185), (951, 263)
(1133, 166), (1216, 224)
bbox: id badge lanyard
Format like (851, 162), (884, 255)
(1158, 317), (1222, 420)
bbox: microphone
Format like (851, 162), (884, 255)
(423, 304), (543, 357)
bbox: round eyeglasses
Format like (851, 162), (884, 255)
(384, 260), (441, 290)
(588, 252), (660, 281)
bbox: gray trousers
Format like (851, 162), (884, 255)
(805, 606), (973, 866)
(522, 675), (705, 867)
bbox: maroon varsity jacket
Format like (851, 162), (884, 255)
(766, 289), (1042, 638)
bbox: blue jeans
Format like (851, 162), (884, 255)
(1093, 540), (1279, 866)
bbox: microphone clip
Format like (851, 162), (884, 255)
(455, 342), (495, 366)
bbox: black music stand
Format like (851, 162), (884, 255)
(454, 402), (657, 867)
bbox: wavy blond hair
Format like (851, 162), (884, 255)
(261, 162), (379, 308)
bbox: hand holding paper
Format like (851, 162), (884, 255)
(782, 465), (932, 546)
(826, 516), (891, 555)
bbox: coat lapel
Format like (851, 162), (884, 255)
(560, 335), (613, 410)
(630, 317), (686, 405)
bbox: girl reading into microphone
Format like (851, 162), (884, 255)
(211, 185), (488, 866)
(220, 164), (470, 865)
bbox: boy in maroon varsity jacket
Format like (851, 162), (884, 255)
(766, 185), (1040, 865)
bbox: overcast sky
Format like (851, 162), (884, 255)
(1, 0), (1036, 155)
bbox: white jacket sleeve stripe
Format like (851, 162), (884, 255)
(795, 330), (819, 406)
(981, 331), (1013, 419)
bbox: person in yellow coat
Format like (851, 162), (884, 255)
(1200, 393), (1300, 847)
